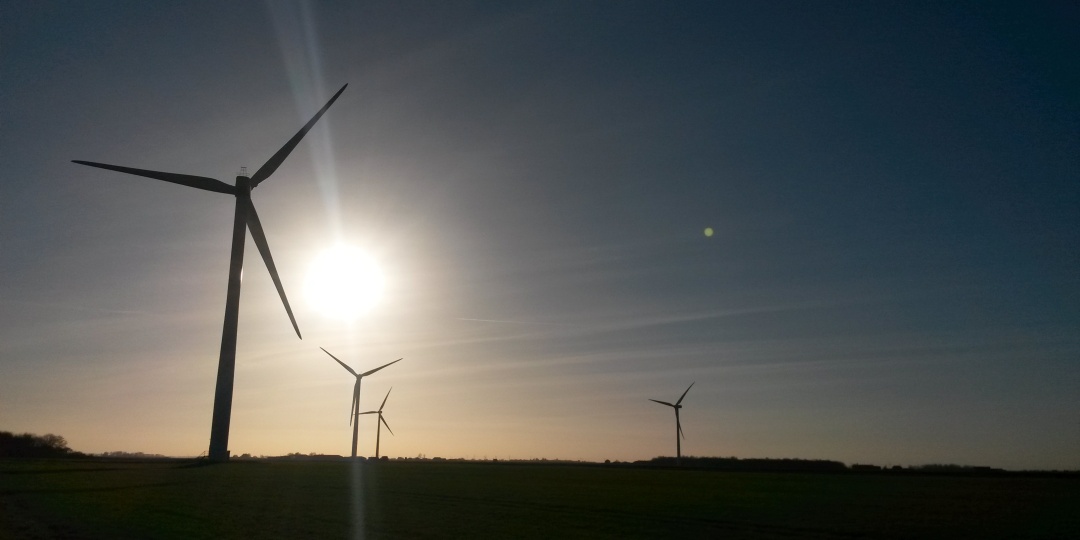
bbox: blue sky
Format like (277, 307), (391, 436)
(2, 1), (1077, 469)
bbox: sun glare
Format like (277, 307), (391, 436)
(304, 245), (384, 320)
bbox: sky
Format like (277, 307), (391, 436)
(2, 1), (1078, 470)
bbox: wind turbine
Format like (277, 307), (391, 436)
(72, 84), (348, 462)
(321, 347), (401, 458)
(358, 387), (394, 458)
(650, 382), (694, 466)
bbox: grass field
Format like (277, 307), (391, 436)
(2, 459), (1077, 539)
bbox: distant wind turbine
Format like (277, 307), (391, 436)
(321, 347), (401, 458)
(650, 382), (694, 466)
(73, 84), (348, 462)
(358, 387), (394, 458)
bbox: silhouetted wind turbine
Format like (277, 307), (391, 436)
(359, 387), (394, 458)
(650, 382), (694, 466)
(321, 347), (401, 458)
(72, 84), (348, 462)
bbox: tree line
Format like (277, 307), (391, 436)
(644, 456), (847, 471)
(0, 431), (86, 458)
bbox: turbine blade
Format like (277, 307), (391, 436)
(676, 382), (695, 406)
(360, 358), (402, 377)
(72, 160), (237, 195)
(379, 387), (392, 412)
(249, 84), (348, 187)
(381, 415), (393, 436)
(350, 383), (360, 425)
(358, 411), (377, 415)
(321, 347), (357, 376)
(650, 399), (675, 407)
(244, 200), (300, 339)
(678, 419), (685, 440)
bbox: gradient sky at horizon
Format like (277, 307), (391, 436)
(2, 1), (1078, 469)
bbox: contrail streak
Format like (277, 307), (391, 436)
(456, 317), (561, 325)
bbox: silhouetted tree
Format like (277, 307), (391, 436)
(40, 433), (68, 451)
(0, 431), (82, 458)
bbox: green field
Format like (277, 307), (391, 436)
(2, 459), (1077, 539)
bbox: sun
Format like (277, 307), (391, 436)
(304, 245), (385, 320)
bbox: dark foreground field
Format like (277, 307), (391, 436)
(1, 459), (1077, 539)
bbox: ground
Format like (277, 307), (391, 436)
(1, 459), (1077, 539)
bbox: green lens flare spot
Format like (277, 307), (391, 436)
(704, 227), (714, 237)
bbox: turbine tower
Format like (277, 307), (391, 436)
(72, 84), (348, 462)
(649, 382), (694, 466)
(321, 347), (401, 458)
(359, 387), (394, 458)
